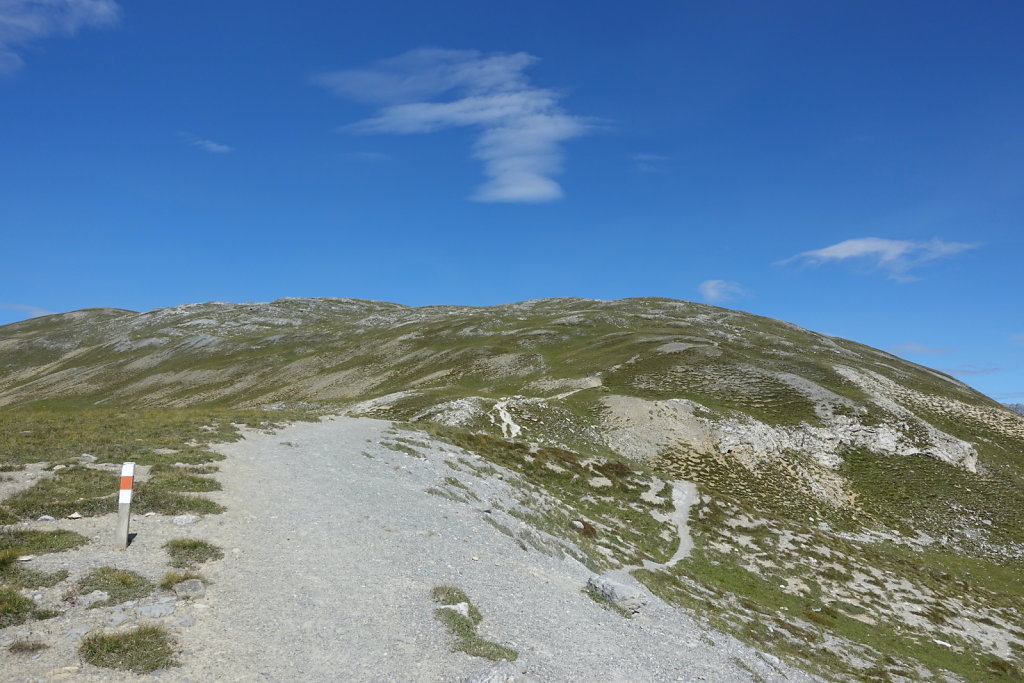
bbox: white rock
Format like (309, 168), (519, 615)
(66, 512), (83, 519)
(437, 602), (470, 618)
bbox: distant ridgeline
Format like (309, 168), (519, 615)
(1006, 403), (1024, 416)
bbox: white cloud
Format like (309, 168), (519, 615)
(0, 303), (54, 317)
(779, 237), (978, 282)
(190, 138), (232, 154)
(698, 280), (745, 304)
(888, 342), (952, 355)
(939, 365), (999, 377)
(0, 0), (119, 74)
(312, 48), (592, 203)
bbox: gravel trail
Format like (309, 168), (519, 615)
(36, 416), (814, 681)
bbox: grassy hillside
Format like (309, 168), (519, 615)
(2, 297), (1022, 680)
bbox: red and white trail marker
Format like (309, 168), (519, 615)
(115, 462), (135, 550)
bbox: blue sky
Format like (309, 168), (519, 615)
(1, 1), (1021, 401)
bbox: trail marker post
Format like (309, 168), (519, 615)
(115, 462), (135, 550)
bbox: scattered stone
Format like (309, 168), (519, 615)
(16, 555), (35, 562)
(66, 512), (83, 520)
(466, 660), (534, 683)
(36, 515), (55, 522)
(137, 603), (175, 618)
(586, 576), (647, 613)
(437, 602), (470, 619)
(173, 580), (206, 599)
(144, 512), (157, 516)
(64, 626), (91, 640)
(78, 590), (110, 608)
(570, 520), (585, 531)
(173, 514), (200, 526)
(78, 454), (98, 463)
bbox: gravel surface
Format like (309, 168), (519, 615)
(4, 416), (818, 681)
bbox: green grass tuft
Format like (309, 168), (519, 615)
(430, 584), (517, 662)
(163, 538), (224, 569)
(75, 567), (154, 607)
(159, 571), (206, 590)
(0, 587), (35, 628)
(79, 625), (179, 673)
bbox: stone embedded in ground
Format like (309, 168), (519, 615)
(107, 611), (131, 626)
(172, 616), (195, 628)
(570, 520), (584, 531)
(36, 515), (55, 522)
(79, 454), (97, 463)
(466, 660), (535, 683)
(172, 514), (201, 525)
(136, 602), (176, 618)
(586, 576), (647, 613)
(66, 512), (82, 519)
(63, 626), (91, 640)
(173, 579), (206, 599)
(78, 590), (110, 608)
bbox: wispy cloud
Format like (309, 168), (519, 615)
(0, 303), (54, 318)
(939, 365), (999, 377)
(699, 279), (745, 304)
(779, 237), (979, 282)
(888, 342), (952, 355)
(0, 0), (120, 74)
(312, 48), (593, 203)
(631, 153), (667, 172)
(189, 137), (232, 154)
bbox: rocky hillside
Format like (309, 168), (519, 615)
(3, 297), (1023, 680)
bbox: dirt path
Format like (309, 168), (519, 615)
(47, 416), (813, 681)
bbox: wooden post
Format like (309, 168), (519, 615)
(115, 462), (135, 550)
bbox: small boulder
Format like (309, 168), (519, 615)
(66, 512), (83, 520)
(586, 575), (647, 613)
(172, 579), (205, 600)
(36, 515), (55, 522)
